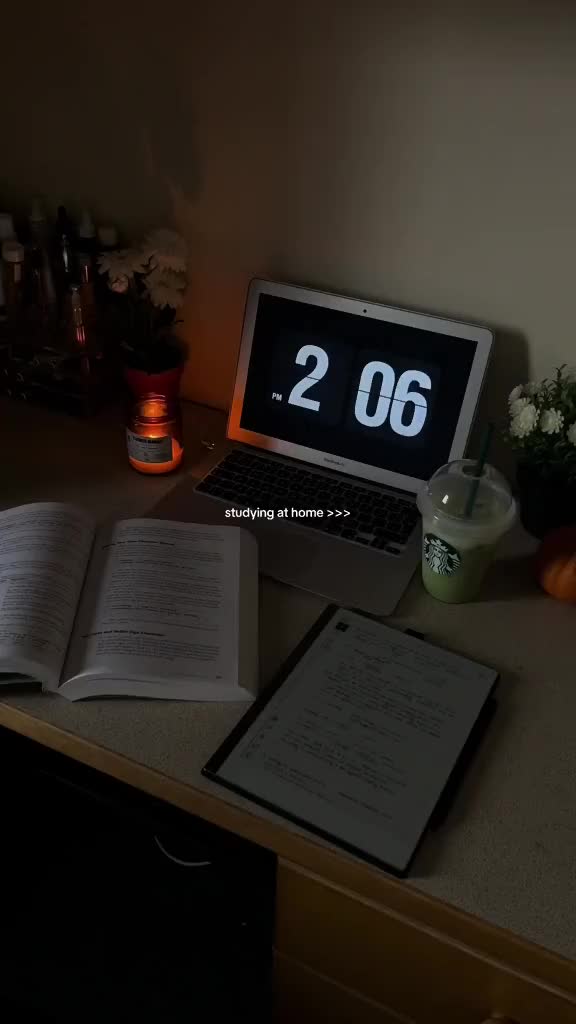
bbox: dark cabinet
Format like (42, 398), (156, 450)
(0, 726), (275, 1021)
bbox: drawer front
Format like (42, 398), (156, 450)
(276, 864), (576, 1024)
(274, 951), (413, 1024)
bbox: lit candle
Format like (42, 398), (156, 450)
(126, 393), (184, 474)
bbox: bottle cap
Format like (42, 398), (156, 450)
(79, 209), (96, 239)
(0, 213), (15, 241)
(56, 205), (75, 235)
(98, 224), (118, 248)
(2, 240), (25, 262)
(29, 198), (45, 224)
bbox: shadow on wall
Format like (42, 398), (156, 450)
(1, 1), (574, 417)
(0, 2), (423, 409)
(469, 328), (529, 477)
(163, 2), (412, 409)
(0, 6), (201, 229)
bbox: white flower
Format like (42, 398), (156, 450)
(525, 381), (539, 396)
(147, 280), (185, 310)
(143, 230), (187, 273)
(567, 422), (576, 446)
(510, 403), (538, 438)
(508, 385), (524, 404)
(98, 248), (146, 278)
(110, 274), (129, 294)
(144, 265), (186, 309)
(145, 266), (186, 290)
(509, 396), (530, 417)
(540, 408), (564, 434)
(128, 250), (150, 274)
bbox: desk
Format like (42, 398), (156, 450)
(2, 398), (576, 1023)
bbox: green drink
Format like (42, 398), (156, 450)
(417, 461), (516, 604)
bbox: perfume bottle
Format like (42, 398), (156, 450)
(2, 241), (26, 321)
(28, 198), (56, 322)
(68, 284), (86, 348)
(53, 205), (78, 306)
(0, 212), (16, 317)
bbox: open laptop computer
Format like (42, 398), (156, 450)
(183, 279), (493, 614)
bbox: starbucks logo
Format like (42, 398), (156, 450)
(424, 533), (462, 576)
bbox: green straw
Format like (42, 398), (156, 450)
(464, 423), (493, 518)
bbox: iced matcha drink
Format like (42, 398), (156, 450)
(417, 460), (516, 604)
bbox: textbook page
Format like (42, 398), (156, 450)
(61, 519), (258, 700)
(0, 503), (94, 688)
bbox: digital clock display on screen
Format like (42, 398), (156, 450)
(240, 295), (478, 481)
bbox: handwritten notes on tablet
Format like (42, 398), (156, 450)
(208, 608), (497, 874)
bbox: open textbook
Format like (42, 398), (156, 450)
(0, 503), (258, 701)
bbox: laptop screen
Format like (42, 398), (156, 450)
(238, 293), (483, 485)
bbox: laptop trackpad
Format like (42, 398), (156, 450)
(251, 521), (321, 572)
(154, 487), (319, 566)
(152, 486), (416, 615)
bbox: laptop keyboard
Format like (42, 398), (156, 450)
(195, 451), (420, 555)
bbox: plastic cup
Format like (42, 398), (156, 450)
(416, 460), (516, 603)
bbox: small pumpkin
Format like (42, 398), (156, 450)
(536, 526), (576, 603)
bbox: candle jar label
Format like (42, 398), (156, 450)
(126, 429), (173, 464)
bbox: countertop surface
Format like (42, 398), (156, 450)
(2, 397), (576, 964)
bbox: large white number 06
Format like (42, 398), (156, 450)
(288, 345), (329, 412)
(354, 361), (396, 426)
(389, 370), (432, 436)
(354, 365), (432, 436)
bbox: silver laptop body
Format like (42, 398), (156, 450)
(185, 279), (493, 614)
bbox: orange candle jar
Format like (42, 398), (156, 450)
(126, 393), (184, 474)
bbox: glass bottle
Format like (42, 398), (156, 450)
(28, 198), (56, 322)
(126, 393), (184, 474)
(0, 212), (15, 240)
(2, 241), (26, 321)
(77, 209), (97, 310)
(52, 205), (78, 306)
(77, 210), (97, 259)
(95, 224), (119, 306)
(67, 284), (87, 348)
(0, 212), (16, 316)
(97, 224), (119, 252)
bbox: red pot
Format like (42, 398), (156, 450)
(124, 363), (183, 400)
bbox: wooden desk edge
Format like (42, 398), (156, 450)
(2, 700), (574, 1000)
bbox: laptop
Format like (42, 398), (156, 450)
(186, 279), (493, 614)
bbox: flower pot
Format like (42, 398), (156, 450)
(516, 462), (576, 539)
(124, 363), (183, 401)
(122, 336), (185, 399)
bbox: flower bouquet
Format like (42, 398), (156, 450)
(98, 229), (188, 377)
(507, 366), (576, 536)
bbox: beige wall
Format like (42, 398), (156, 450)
(2, 2), (575, 448)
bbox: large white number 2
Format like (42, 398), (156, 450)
(355, 363), (431, 435)
(288, 344), (329, 411)
(287, 347), (432, 437)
